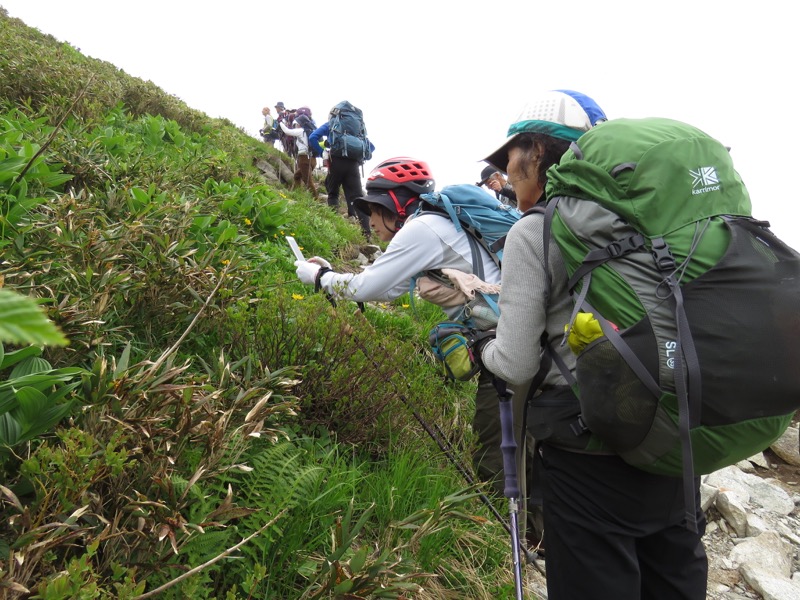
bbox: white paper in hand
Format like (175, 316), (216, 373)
(286, 236), (305, 262)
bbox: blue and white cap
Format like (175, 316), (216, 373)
(483, 89), (606, 172)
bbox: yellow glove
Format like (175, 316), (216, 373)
(565, 312), (605, 354)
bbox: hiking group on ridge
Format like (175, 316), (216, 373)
(288, 89), (800, 600)
(260, 99), (375, 239)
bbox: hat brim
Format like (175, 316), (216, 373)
(354, 192), (395, 216)
(482, 133), (521, 174)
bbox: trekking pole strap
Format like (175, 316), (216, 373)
(314, 267), (333, 294)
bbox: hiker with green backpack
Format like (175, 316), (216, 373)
(476, 89), (709, 599)
(477, 89), (800, 598)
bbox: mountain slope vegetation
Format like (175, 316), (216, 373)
(0, 8), (519, 599)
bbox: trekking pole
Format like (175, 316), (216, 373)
(493, 376), (525, 600)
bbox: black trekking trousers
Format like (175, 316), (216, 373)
(538, 444), (708, 600)
(325, 156), (370, 237)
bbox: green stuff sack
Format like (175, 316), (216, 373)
(428, 322), (480, 381)
(537, 117), (800, 530)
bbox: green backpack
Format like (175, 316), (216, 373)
(536, 117), (800, 529)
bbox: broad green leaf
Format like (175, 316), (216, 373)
(192, 215), (215, 230)
(14, 386), (48, 430)
(18, 400), (73, 439)
(0, 369), (85, 399)
(216, 224), (239, 245)
(0, 391), (18, 414)
(9, 356), (51, 378)
(0, 289), (68, 346)
(0, 413), (22, 448)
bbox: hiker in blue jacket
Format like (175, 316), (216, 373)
(309, 115), (375, 239)
(477, 90), (708, 599)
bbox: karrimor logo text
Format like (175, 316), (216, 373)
(690, 166), (721, 195)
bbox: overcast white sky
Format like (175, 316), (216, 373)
(4, 1), (799, 248)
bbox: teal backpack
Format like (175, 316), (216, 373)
(328, 101), (372, 163)
(534, 117), (800, 530)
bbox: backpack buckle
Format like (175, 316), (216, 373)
(650, 237), (676, 271)
(606, 234), (645, 258)
(570, 415), (589, 436)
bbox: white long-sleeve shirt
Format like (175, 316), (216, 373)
(318, 211), (501, 320)
(279, 121), (312, 156)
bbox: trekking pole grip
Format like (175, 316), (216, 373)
(498, 392), (519, 500)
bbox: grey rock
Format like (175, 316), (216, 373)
(771, 427), (800, 468)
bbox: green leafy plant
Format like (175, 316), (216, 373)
(0, 287), (80, 478)
(200, 177), (289, 236)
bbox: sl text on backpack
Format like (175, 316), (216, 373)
(534, 116), (800, 529)
(327, 101), (372, 163)
(418, 184), (522, 380)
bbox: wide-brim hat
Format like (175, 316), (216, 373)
(275, 101), (286, 109)
(483, 90), (606, 172)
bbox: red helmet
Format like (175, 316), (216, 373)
(356, 157), (435, 220)
(365, 157), (435, 196)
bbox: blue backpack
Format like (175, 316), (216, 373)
(417, 184), (521, 380)
(328, 101), (372, 162)
(420, 184), (521, 266)
(415, 184), (522, 317)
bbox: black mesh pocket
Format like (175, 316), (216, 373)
(684, 219), (800, 423)
(575, 337), (660, 452)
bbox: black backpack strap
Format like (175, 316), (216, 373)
(652, 237), (703, 534)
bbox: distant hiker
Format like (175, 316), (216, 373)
(259, 106), (279, 146)
(477, 90), (709, 599)
(279, 106), (319, 195)
(309, 101), (374, 239)
(294, 157), (523, 511)
(274, 101), (298, 161)
(477, 164), (517, 207)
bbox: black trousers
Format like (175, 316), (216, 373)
(538, 444), (708, 600)
(325, 157), (370, 237)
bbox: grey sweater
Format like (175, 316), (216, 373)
(480, 211), (576, 387)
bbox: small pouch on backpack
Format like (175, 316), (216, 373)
(526, 385), (592, 451)
(428, 322), (480, 381)
(416, 275), (470, 307)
